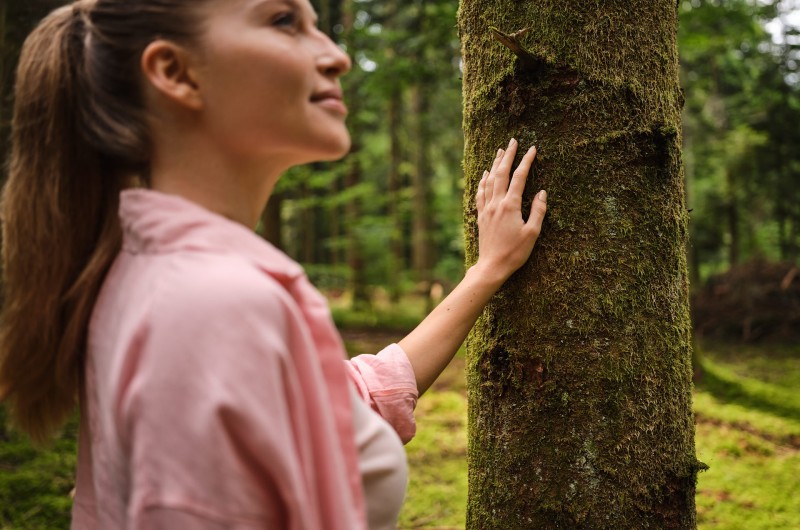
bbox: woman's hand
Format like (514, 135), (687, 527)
(398, 138), (547, 395)
(474, 138), (548, 287)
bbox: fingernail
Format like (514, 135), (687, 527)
(538, 190), (547, 201)
(482, 171), (489, 179)
(509, 138), (517, 147)
(497, 148), (504, 157)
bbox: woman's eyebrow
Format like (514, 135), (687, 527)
(251, 0), (319, 25)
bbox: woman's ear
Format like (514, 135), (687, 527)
(140, 40), (203, 111)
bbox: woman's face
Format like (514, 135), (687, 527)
(193, 0), (352, 166)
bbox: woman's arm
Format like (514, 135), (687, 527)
(399, 138), (548, 395)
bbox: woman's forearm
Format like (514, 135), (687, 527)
(398, 263), (503, 395)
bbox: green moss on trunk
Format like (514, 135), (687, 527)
(459, 1), (699, 528)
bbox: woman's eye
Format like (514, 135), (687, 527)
(272, 12), (298, 29)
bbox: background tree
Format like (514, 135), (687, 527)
(1, 0), (65, 168)
(459, 1), (700, 527)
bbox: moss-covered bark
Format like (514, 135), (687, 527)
(459, 1), (700, 528)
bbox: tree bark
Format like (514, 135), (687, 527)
(459, 1), (700, 528)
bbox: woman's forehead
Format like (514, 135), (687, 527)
(213, 0), (317, 19)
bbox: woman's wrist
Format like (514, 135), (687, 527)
(465, 260), (508, 295)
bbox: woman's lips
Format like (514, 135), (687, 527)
(311, 89), (348, 115)
(314, 97), (348, 115)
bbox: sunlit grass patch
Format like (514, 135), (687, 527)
(400, 390), (468, 530)
(694, 342), (800, 529)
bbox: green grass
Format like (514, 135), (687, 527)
(396, 342), (800, 529)
(693, 343), (800, 529)
(400, 390), (468, 529)
(0, 339), (797, 529)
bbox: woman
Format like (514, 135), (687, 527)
(0, 0), (547, 528)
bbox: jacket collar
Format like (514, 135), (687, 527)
(119, 188), (304, 283)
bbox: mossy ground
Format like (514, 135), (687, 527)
(395, 340), (800, 529)
(0, 331), (796, 529)
(0, 411), (77, 529)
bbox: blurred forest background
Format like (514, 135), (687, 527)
(0, 0), (798, 331)
(1, 0), (799, 528)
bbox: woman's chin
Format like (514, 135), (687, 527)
(283, 131), (351, 166)
(315, 134), (352, 162)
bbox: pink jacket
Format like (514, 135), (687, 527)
(70, 189), (419, 529)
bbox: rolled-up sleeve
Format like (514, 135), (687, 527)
(345, 344), (419, 444)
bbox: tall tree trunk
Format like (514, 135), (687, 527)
(316, 0), (343, 270)
(727, 169), (739, 267)
(261, 192), (283, 250)
(342, 0), (369, 308)
(0, 0), (9, 168)
(345, 154), (369, 308)
(681, 106), (700, 286)
(459, 1), (700, 528)
(411, 85), (434, 299)
(301, 182), (316, 264)
(329, 176), (343, 269)
(388, 84), (405, 303)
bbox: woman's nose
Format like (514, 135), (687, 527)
(317, 32), (352, 77)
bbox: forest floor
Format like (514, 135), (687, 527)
(0, 331), (797, 529)
(345, 332), (800, 530)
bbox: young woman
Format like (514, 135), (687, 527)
(0, 0), (547, 528)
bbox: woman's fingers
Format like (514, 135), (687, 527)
(485, 149), (502, 204)
(476, 171), (488, 212)
(492, 138), (518, 198)
(507, 146), (537, 205)
(490, 147), (505, 175)
(483, 139), (538, 212)
(526, 190), (548, 235)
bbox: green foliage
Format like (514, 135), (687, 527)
(330, 292), (430, 331)
(680, 0), (800, 277)
(0, 408), (77, 529)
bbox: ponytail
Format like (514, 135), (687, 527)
(0, 5), (123, 444)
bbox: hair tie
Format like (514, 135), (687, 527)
(71, 1), (92, 29)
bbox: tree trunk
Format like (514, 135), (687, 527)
(411, 84), (434, 299)
(726, 170), (739, 267)
(1, 0), (10, 168)
(388, 84), (405, 303)
(459, 1), (700, 528)
(261, 192), (283, 250)
(301, 182), (316, 264)
(329, 176), (343, 269)
(342, 0), (369, 309)
(345, 154), (369, 308)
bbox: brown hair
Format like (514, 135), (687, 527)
(0, 0), (208, 444)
